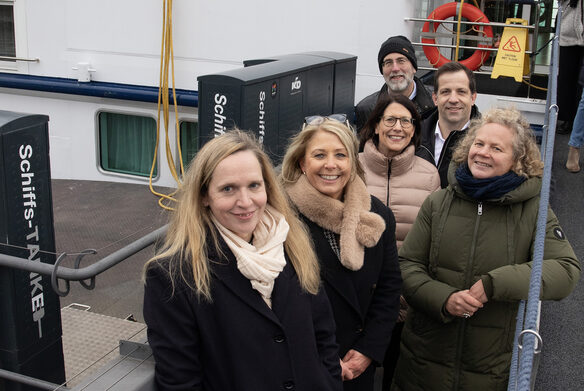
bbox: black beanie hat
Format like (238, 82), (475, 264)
(377, 35), (417, 73)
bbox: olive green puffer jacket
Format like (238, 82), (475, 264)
(392, 167), (580, 391)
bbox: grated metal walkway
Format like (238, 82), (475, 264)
(61, 306), (147, 387)
(51, 179), (171, 386)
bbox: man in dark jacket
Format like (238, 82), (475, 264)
(417, 62), (480, 188)
(354, 35), (434, 132)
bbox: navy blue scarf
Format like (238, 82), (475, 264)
(455, 164), (526, 200)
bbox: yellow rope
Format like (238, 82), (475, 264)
(455, 0), (465, 62)
(522, 80), (548, 91)
(149, 0), (184, 211)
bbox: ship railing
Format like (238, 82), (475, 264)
(0, 225), (167, 390)
(405, 0), (545, 86)
(0, 225), (167, 297)
(506, 4), (561, 390)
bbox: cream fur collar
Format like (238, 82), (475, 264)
(286, 175), (386, 270)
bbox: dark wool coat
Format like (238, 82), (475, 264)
(354, 77), (435, 132)
(300, 196), (402, 391)
(143, 233), (343, 391)
(417, 105), (481, 188)
(392, 166), (580, 391)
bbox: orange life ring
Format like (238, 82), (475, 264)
(422, 2), (493, 70)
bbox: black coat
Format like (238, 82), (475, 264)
(354, 77), (435, 133)
(417, 105), (481, 188)
(300, 196), (402, 391)
(143, 233), (342, 391)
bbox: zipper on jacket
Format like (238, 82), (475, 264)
(453, 201), (483, 390)
(386, 163), (392, 206)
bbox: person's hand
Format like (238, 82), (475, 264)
(341, 349), (372, 380)
(469, 280), (488, 304)
(340, 358), (354, 381)
(445, 290), (483, 318)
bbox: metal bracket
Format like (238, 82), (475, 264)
(74, 249), (97, 290)
(517, 329), (543, 354)
(51, 253), (70, 297)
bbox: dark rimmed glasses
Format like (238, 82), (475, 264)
(303, 114), (349, 130)
(381, 116), (414, 129)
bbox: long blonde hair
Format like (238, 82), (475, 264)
(452, 107), (544, 178)
(144, 130), (321, 300)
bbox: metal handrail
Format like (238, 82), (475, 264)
(414, 42), (533, 55)
(0, 368), (69, 391)
(0, 56), (40, 62)
(0, 225), (167, 295)
(404, 17), (536, 29)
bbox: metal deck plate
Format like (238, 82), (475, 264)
(61, 307), (147, 387)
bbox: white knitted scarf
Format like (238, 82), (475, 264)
(213, 205), (289, 308)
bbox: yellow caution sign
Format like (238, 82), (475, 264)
(491, 18), (530, 82)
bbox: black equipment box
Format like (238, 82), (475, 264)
(0, 111), (65, 390)
(197, 51), (357, 163)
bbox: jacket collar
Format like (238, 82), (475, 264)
(286, 175), (385, 271)
(361, 140), (416, 177)
(446, 161), (542, 203)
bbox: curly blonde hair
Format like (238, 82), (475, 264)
(144, 130), (321, 300)
(452, 107), (544, 178)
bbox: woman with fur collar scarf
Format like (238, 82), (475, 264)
(281, 117), (402, 391)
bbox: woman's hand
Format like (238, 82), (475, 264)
(340, 359), (353, 381)
(445, 289), (484, 318)
(341, 349), (372, 380)
(469, 280), (488, 304)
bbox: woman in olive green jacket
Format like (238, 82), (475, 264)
(392, 108), (580, 391)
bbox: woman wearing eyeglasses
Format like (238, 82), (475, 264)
(358, 94), (440, 390)
(281, 117), (402, 391)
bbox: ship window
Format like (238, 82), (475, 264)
(0, 3), (16, 59)
(178, 120), (199, 169)
(98, 112), (158, 177)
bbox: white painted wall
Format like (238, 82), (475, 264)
(1, 0), (417, 185)
(20, 0), (415, 100)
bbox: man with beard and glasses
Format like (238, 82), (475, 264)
(354, 35), (434, 133)
(417, 62), (480, 188)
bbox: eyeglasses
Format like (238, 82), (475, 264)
(381, 57), (409, 68)
(302, 114), (350, 130)
(381, 116), (414, 128)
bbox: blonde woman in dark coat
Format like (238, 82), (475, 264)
(143, 130), (342, 391)
(281, 118), (402, 391)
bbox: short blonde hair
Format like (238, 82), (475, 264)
(144, 129), (321, 300)
(452, 107), (544, 178)
(281, 119), (365, 185)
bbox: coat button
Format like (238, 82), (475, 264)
(355, 325), (363, 334)
(274, 335), (286, 343)
(371, 283), (377, 293)
(283, 380), (295, 389)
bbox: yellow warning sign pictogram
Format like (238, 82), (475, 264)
(491, 18), (529, 82)
(502, 36), (522, 52)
